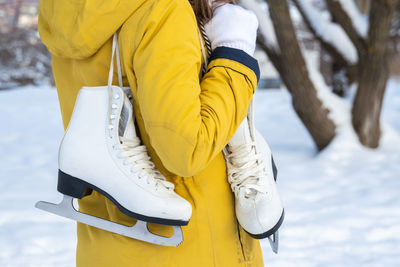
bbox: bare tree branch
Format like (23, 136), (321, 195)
(326, 0), (368, 57)
(256, 37), (284, 74)
(293, 0), (348, 66)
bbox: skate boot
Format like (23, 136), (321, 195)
(223, 103), (284, 253)
(35, 33), (191, 247)
(58, 85), (192, 224)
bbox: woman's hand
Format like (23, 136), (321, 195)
(204, 4), (258, 56)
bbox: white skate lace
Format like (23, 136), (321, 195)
(225, 142), (267, 198)
(115, 137), (175, 191)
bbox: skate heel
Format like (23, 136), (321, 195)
(57, 170), (93, 199)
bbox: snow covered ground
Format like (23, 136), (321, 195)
(0, 79), (399, 266)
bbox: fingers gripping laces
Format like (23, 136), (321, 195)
(115, 136), (175, 191)
(226, 142), (267, 198)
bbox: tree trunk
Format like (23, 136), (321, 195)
(352, 0), (396, 148)
(265, 0), (336, 150)
(11, 0), (22, 31)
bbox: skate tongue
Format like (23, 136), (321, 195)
(229, 117), (253, 146)
(118, 97), (137, 140)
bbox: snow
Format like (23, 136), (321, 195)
(1, 79), (400, 266)
(337, 0), (369, 38)
(0, 86), (74, 266)
(297, 0), (358, 64)
(256, 78), (400, 266)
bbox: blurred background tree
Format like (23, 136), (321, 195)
(0, 0), (52, 89)
(241, 0), (399, 150)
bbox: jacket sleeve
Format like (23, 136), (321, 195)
(133, 0), (260, 177)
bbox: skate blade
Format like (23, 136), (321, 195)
(35, 195), (183, 247)
(268, 231), (279, 254)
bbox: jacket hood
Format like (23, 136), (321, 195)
(38, 0), (145, 59)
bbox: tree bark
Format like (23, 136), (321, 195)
(355, 0), (371, 14)
(352, 0), (396, 148)
(264, 0), (336, 150)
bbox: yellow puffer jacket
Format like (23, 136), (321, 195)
(39, 0), (263, 266)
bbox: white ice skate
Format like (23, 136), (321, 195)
(35, 33), (192, 247)
(223, 103), (284, 253)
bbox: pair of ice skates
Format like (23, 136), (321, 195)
(36, 33), (284, 251)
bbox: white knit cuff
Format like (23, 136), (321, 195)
(214, 42), (255, 56)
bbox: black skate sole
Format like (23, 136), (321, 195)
(57, 170), (189, 226)
(246, 210), (285, 239)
